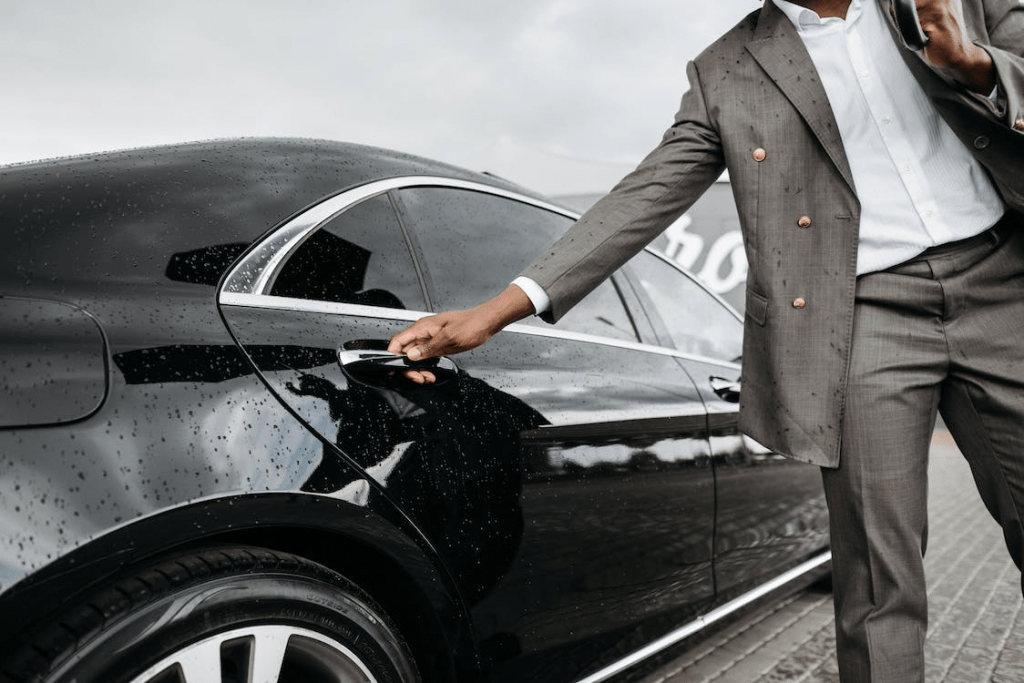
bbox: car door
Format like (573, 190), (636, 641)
(622, 249), (831, 604)
(218, 177), (718, 683)
(390, 185), (716, 682)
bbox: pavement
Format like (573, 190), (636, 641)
(635, 430), (1024, 683)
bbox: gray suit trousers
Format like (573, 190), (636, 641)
(822, 214), (1024, 683)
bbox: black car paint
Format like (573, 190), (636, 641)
(0, 139), (828, 683)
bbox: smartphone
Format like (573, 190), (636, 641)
(893, 0), (929, 51)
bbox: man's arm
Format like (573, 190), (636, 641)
(387, 283), (535, 370)
(389, 55), (726, 363)
(521, 59), (725, 322)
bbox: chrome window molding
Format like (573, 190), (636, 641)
(572, 551), (832, 683)
(218, 174), (741, 370)
(220, 175), (577, 296)
(219, 292), (740, 371)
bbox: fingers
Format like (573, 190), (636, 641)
(405, 332), (446, 361)
(407, 342), (435, 361)
(388, 316), (451, 362)
(402, 369), (437, 385)
(388, 309), (491, 360)
(389, 319), (442, 384)
(388, 316), (441, 356)
(387, 327), (420, 354)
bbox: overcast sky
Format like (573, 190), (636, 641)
(1, 1), (757, 195)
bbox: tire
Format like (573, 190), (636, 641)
(2, 547), (421, 683)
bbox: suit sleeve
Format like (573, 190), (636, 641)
(520, 60), (726, 323)
(975, 0), (1024, 123)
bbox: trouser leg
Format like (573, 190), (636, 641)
(937, 225), (1024, 580)
(822, 268), (946, 683)
(825, 218), (1024, 682)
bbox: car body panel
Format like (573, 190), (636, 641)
(0, 139), (828, 683)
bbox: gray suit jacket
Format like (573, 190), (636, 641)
(522, 0), (1024, 467)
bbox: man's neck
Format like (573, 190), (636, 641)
(786, 0), (854, 19)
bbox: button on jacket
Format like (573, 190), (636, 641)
(521, 0), (1024, 467)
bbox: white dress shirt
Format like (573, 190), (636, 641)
(772, 0), (1004, 274)
(517, 0), (1005, 314)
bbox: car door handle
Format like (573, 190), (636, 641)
(709, 376), (741, 403)
(338, 339), (459, 387)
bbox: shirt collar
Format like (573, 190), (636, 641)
(770, 0), (864, 32)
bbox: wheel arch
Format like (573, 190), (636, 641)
(0, 491), (480, 683)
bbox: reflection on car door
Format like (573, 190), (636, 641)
(393, 187), (717, 682)
(220, 182), (719, 683)
(623, 250), (830, 605)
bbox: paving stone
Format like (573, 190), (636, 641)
(630, 432), (1022, 683)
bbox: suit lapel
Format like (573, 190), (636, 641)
(746, 0), (855, 192)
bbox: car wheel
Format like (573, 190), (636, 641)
(3, 546), (420, 683)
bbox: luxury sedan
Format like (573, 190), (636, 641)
(0, 139), (830, 683)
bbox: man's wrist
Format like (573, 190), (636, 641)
(473, 284), (537, 336)
(510, 276), (550, 315)
(956, 44), (996, 94)
(933, 42), (997, 94)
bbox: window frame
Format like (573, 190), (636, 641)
(220, 177), (573, 299)
(218, 175), (740, 370)
(390, 184), (643, 344)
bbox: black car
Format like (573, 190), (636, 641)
(0, 139), (829, 683)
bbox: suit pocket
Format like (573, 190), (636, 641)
(745, 287), (768, 327)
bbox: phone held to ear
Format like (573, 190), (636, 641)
(893, 0), (929, 51)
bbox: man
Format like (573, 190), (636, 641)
(389, 0), (1024, 680)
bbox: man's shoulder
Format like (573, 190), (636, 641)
(693, 9), (762, 67)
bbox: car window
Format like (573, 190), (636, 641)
(548, 277), (637, 341)
(629, 250), (743, 361)
(396, 187), (637, 342)
(269, 194), (426, 311)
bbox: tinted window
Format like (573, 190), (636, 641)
(630, 250), (743, 361)
(551, 278), (636, 341)
(270, 194), (425, 311)
(397, 187), (636, 341)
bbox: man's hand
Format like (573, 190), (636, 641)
(387, 284), (536, 383)
(916, 0), (995, 93)
(389, 309), (497, 361)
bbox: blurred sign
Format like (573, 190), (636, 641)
(557, 181), (747, 312)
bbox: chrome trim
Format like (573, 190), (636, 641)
(218, 292), (741, 371)
(571, 551), (832, 683)
(220, 175), (578, 296)
(218, 173), (743, 370)
(220, 292), (427, 323)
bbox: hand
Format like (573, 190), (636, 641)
(387, 284), (537, 383)
(387, 309), (498, 385)
(388, 309), (496, 379)
(915, 0), (995, 93)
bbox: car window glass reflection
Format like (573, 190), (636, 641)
(166, 243), (249, 286)
(631, 251), (743, 361)
(397, 187), (637, 341)
(547, 278), (638, 341)
(270, 194), (425, 310)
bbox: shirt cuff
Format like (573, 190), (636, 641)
(510, 276), (551, 315)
